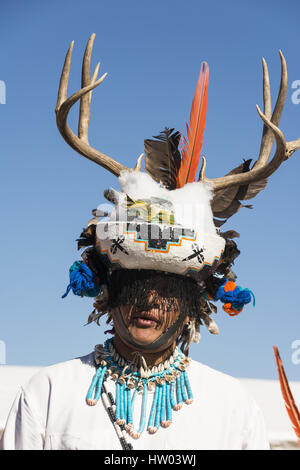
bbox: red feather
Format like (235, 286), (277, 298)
(177, 62), (209, 188)
(273, 346), (300, 443)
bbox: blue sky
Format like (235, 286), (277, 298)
(0, 0), (300, 380)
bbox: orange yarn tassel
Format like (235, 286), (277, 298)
(223, 281), (236, 292)
(222, 302), (242, 316)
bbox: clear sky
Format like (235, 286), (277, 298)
(0, 0), (300, 380)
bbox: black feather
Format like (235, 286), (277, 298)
(77, 225), (96, 250)
(211, 159), (268, 225)
(213, 217), (227, 227)
(81, 247), (108, 282)
(144, 127), (181, 190)
(104, 189), (118, 204)
(211, 160), (251, 214)
(219, 230), (240, 240)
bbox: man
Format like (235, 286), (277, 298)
(1, 33), (299, 450)
(0, 268), (268, 450)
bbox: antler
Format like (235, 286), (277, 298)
(55, 33), (130, 177)
(200, 51), (300, 191)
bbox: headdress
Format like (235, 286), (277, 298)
(56, 34), (300, 445)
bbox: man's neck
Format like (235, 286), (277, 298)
(112, 334), (177, 368)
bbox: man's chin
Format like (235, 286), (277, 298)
(127, 325), (161, 346)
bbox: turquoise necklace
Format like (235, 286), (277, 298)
(86, 338), (194, 444)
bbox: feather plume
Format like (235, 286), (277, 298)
(144, 127), (181, 190)
(273, 346), (300, 443)
(212, 159), (268, 225)
(176, 62), (209, 188)
(77, 225), (96, 250)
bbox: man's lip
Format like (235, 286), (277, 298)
(133, 318), (159, 329)
(132, 313), (161, 326)
(133, 313), (160, 322)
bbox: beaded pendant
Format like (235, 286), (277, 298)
(86, 338), (194, 439)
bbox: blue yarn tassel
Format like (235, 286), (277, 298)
(62, 261), (100, 298)
(205, 277), (255, 313)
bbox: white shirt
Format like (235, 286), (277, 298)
(0, 352), (269, 450)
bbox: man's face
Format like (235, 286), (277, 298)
(112, 292), (187, 348)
